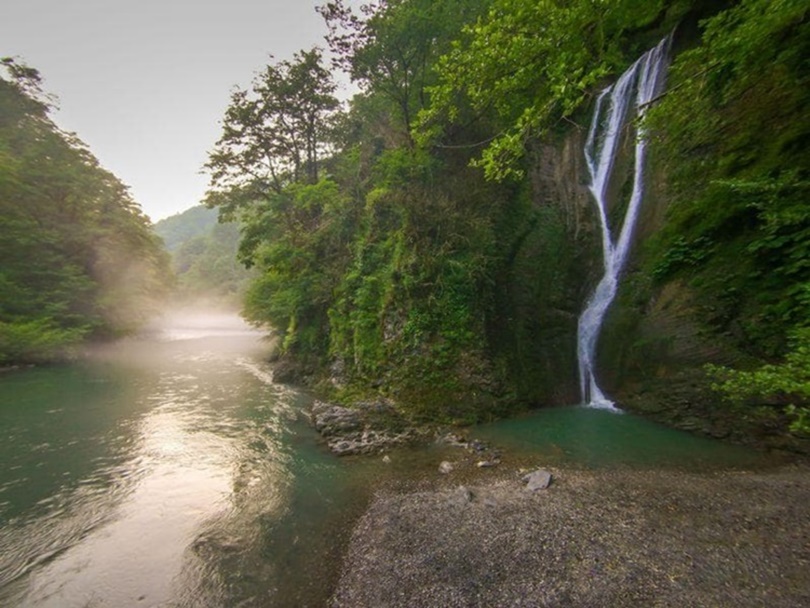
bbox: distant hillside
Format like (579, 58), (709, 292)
(154, 205), (219, 252)
(153, 206), (252, 305)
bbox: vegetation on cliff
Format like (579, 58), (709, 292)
(639, 0), (810, 437)
(204, 0), (809, 439)
(0, 59), (171, 365)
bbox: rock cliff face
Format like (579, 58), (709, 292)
(502, 105), (663, 411)
(492, 130), (599, 406)
(528, 132), (593, 240)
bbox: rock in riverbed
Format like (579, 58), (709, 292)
(522, 468), (552, 491)
(311, 401), (363, 435)
(310, 400), (420, 456)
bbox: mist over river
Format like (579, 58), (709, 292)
(0, 312), (385, 607)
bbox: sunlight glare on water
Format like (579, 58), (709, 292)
(0, 311), (353, 607)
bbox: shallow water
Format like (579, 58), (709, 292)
(471, 405), (780, 471)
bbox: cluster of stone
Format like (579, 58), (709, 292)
(310, 400), (418, 456)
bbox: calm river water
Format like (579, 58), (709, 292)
(0, 313), (777, 607)
(0, 314), (393, 607)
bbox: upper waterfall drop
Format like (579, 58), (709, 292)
(576, 36), (672, 410)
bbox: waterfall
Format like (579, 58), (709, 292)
(576, 37), (672, 410)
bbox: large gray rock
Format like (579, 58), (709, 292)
(311, 401), (363, 436)
(326, 429), (416, 456)
(311, 400), (423, 456)
(523, 469), (553, 491)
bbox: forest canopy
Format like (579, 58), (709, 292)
(0, 59), (171, 365)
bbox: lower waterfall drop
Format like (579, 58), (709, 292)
(576, 36), (672, 410)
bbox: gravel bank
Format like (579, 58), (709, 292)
(331, 464), (810, 607)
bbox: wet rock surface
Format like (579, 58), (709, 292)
(331, 464), (810, 607)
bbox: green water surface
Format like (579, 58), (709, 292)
(471, 405), (777, 470)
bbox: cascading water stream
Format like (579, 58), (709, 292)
(577, 36), (672, 410)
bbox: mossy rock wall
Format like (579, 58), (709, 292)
(493, 131), (600, 405)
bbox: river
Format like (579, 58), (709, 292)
(0, 313), (778, 607)
(0, 313), (388, 607)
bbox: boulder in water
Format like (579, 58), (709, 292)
(311, 401), (363, 436)
(311, 401), (423, 455)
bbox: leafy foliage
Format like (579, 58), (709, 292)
(419, 0), (681, 179)
(709, 328), (810, 435)
(645, 0), (810, 356)
(0, 59), (171, 364)
(240, 179), (355, 354)
(0, 318), (87, 366)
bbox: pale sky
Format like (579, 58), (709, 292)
(1, 0), (345, 222)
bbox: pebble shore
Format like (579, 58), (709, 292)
(331, 464), (810, 607)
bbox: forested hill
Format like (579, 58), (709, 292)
(153, 206), (252, 305)
(200, 0), (805, 446)
(0, 59), (171, 365)
(154, 205), (218, 252)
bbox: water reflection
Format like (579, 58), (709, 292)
(0, 314), (334, 607)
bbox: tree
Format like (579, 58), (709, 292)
(0, 59), (171, 363)
(709, 328), (810, 435)
(205, 49), (352, 355)
(238, 179), (354, 355)
(204, 48), (339, 218)
(419, 0), (673, 180)
(319, 0), (490, 143)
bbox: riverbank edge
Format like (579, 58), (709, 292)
(271, 352), (810, 458)
(330, 462), (810, 607)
